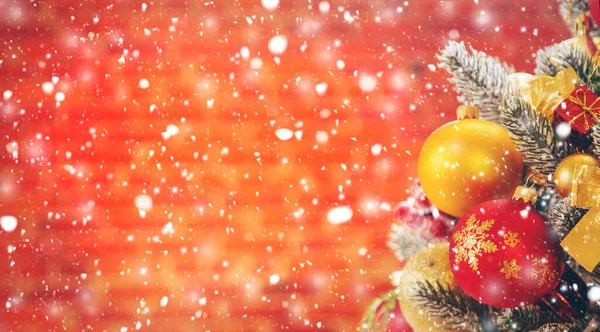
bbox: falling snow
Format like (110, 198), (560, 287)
(0, 1), (567, 331)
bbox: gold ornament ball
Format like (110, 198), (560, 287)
(398, 243), (456, 332)
(554, 153), (600, 198)
(418, 119), (523, 217)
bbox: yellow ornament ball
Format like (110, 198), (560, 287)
(398, 243), (456, 332)
(418, 112), (523, 217)
(554, 153), (600, 198)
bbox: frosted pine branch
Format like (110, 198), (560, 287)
(438, 41), (517, 124)
(552, 43), (600, 94)
(550, 197), (586, 239)
(535, 45), (561, 76)
(387, 224), (441, 261)
(501, 99), (561, 176)
(496, 305), (548, 331)
(593, 125), (600, 159)
(412, 281), (487, 332)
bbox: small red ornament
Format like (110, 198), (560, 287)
(449, 188), (564, 308)
(554, 85), (600, 134)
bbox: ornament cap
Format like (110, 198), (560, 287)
(513, 186), (538, 205)
(456, 105), (479, 120)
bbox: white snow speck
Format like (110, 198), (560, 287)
(268, 35), (288, 55)
(269, 274), (280, 285)
(161, 124), (180, 140)
(371, 144), (382, 156)
(589, 286), (600, 302)
(327, 206), (353, 224)
(336, 60), (345, 70)
(315, 82), (328, 95)
(240, 46), (250, 59)
(55, 92), (65, 102)
(556, 122), (571, 139)
(0, 216), (17, 232)
(6, 141), (18, 158)
(250, 57), (263, 69)
(139, 79), (150, 89)
(41, 82), (54, 95)
(359, 75), (377, 92)
(3, 90), (12, 100)
(160, 296), (169, 307)
(316, 131), (329, 144)
(275, 128), (294, 141)
(261, 0), (279, 10)
(135, 195), (153, 212)
(319, 1), (330, 13)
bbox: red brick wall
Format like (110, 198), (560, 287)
(0, 1), (570, 331)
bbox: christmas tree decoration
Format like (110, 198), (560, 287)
(449, 188), (564, 308)
(437, 42), (517, 124)
(398, 243), (456, 332)
(360, 290), (413, 332)
(366, 2), (600, 330)
(540, 266), (589, 318)
(418, 107), (523, 217)
(509, 68), (578, 121)
(561, 164), (600, 271)
(388, 180), (454, 260)
(554, 85), (600, 134)
(554, 153), (600, 197)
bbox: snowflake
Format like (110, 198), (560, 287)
(453, 214), (497, 271)
(530, 257), (557, 288)
(500, 259), (521, 280)
(503, 231), (519, 248)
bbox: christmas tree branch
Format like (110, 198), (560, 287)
(552, 43), (600, 95)
(360, 289), (399, 332)
(412, 280), (490, 331)
(535, 45), (561, 76)
(496, 305), (550, 332)
(593, 125), (600, 159)
(550, 197), (587, 240)
(438, 41), (517, 124)
(387, 224), (441, 261)
(534, 319), (588, 332)
(501, 99), (562, 176)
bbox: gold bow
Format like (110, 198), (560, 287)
(563, 88), (600, 131)
(510, 68), (578, 120)
(561, 164), (600, 271)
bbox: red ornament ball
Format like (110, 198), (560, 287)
(449, 199), (564, 308)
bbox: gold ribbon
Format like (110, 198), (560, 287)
(563, 88), (600, 131)
(561, 164), (600, 271)
(509, 68), (578, 120)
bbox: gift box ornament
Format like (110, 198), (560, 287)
(554, 85), (600, 134)
(510, 68), (577, 121)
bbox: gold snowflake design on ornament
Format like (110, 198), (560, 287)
(453, 214), (498, 271)
(503, 231), (519, 248)
(501, 259), (521, 279)
(530, 257), (558, 288)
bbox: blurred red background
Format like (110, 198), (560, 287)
(0, 0), (572, 331)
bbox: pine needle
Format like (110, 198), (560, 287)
(438, 41), (518, 124)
